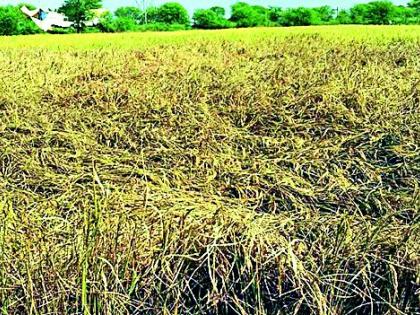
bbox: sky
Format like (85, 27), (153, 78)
(0, 0), (410, 13)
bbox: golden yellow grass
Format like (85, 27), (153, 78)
(0, 26), (419, 314)
(1, 25), (420, 49)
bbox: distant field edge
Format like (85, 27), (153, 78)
(1, 25), (420, 50)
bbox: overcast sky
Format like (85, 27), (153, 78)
(0, 0), (410, 13)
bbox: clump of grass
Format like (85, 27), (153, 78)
(0, 28), (419, 314)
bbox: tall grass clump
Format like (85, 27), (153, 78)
(0, 27), (419, 314)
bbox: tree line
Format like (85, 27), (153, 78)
(1, 0), (420, 35)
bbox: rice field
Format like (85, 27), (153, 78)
(0, 26), (419, 314)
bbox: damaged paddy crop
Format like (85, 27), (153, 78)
(0, 26), (419, 314)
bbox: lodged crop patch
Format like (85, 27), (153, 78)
(0, 27), (419, 314)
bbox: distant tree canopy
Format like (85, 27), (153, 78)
(407, 0), (420, 22)
(271, 0), (418, 26)
(0, 0), (419, 36)
(337, 10), (353, 24)
(279, 7), (316, 26)
(210, 7), (225, 17)
(349, 1), (396, 24)
(101, 6), (144, 32)
(58, 0), (102, 32)
(100, 11), (138, 32)
(230, 2), (270, 27)
(193, 9), (234, 29)
(114, 6), (143, 23)
(100, 2), (190, 33)
(0, 5), (41, 35)
(153, 2), (190, 25)
(408, 0), (420, 11)
(313, 6), (336, 23)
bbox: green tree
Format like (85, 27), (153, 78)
(337, 10), (352, 24)
(193, 9), (234, 29)
(268, 7), (282, 25)
(408, 0), (420, 20)
(391, 5), (413, 24)
(58, 0), (102, 32)
(0, 6), (19, 35)
(210, 6), (225, 17)
(230, 2), (269, 27)
(0, 5), (41, 35)
(405, 1), (420, 23)
(408, 0), (420, 11)
(279, 7), (315, 26)
(99, 11), (114, 31)
(115, 6), (143, 23)
(112, 17), (138, 31)
(367, 1), (397, 24)
(350, 3), (371, 24)
(155, 2), (190, 25)
(350, 1), (398, 24)
(139, 7), (159, 24)
(312, 6), (335, 24)
(100, 12), (139, 32)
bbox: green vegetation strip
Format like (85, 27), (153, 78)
(0, 0), (420, 35)
(1, 25), (420, 50)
